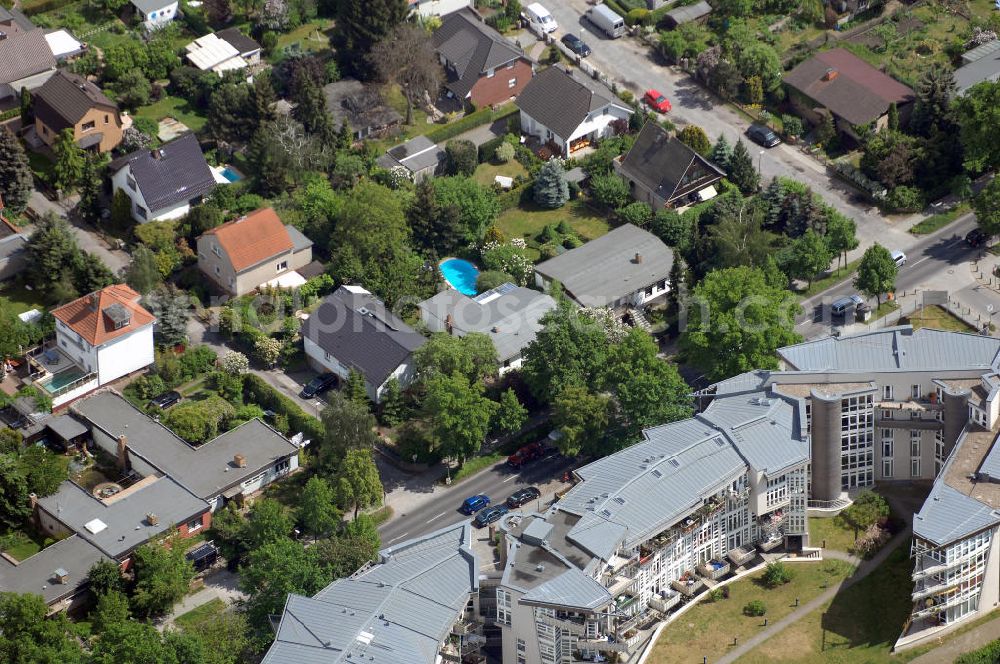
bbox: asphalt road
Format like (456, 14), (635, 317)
(795, 213), (980, 339)
(378, 452), (576, 546)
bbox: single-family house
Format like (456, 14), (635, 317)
(185, 28), (261, 77)
(516, 65), (632, 157)
(533, 224), (674, 310)
(0, 8), (56, 100)
(302, 286), (427, 403)
(197, 207), (313, 296)
(955, 39), (1000, 96)
(661, 0), (712, 28)
(409, 0), (472, 18)
(130, 0), (177, 29)
(109, 133), (217, 223)
(376, 135), (445, 182)
(71, 390), (302, 512)
(24, 285), (156, 408)
(783, 48), (915, 140)
(0, 198), (27, 281)
(0, 534), (108, 614)
(614, 121), (726, 209)
(418, 282), (556, 372)
(33, 70), (123, 153)
(323, 78), (403, 140)
(433, 9), (533, 108)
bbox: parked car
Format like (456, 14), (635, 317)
(644, 89), (671, 113)
(149, 390), (182, 410)
(585, 3), (625, 38)
(507, 486), (541, 508)
(831, 294), (864, 318)
(746, 123), (781, 148)
(461, 494), (491, 514)
(561, 33), (592, 57)
(891, 250), (907, 267)
(967, 228), (988, 247)
(522, 2), (557, 34)
(473, 504), (509, 528)
(508, 442), (545, 468)
(300, 373), (339, 399)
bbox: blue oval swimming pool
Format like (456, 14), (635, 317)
(440, 258), (480, 296)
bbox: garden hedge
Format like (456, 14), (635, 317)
(242, 374), (325, 445)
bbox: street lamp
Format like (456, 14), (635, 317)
(758, 150), (764, 175)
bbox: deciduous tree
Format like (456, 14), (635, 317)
(494, 388), (527, 435)
(334, 0), (408, 77)
(131, 537), (196, 618)
(677, 124), (711, 155)
(240, 538), (330, 634)
(854, 243), (898, 307)
(52, 129), (85, 193)
(297, 476), (342, 540)
(552, 385), (610, 457)
(370, 23), (442, 124)
(333, 449), (383, 518)
(786, 228), (833, 289)
(421, 373), (497, 464)
(318, 393), (380, 474)
(414, 332), (498, 384)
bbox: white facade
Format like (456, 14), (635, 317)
(136, 0), (177, 29)
(55, 318), (154, 386)
(409, 0), (471, 18)
(520, 103), (631, 158)
(303, 336), (416, 403)
(111, 164), (191, 224)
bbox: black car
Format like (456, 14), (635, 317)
(149, 390), (182, 410)
(967, 228), (988, 248)
(506, 486), (541, 508)
(746, 123), (781, 148)
(473, 504), (509, 528)
(561, 33), (592, 57)
(300, 373), (339, 399)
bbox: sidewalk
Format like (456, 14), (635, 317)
(909, 615), (1000, 663)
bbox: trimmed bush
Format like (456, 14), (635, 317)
(426, 105), (519, 143)
(743, 600), (766, 617)
(762, 561), (794, 588)
(242, 374), (324, 444)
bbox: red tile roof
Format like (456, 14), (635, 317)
(51, 284), (155, 346)
(202, 207), (293, 273)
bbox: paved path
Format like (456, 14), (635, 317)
(157, 568), (245, 632)
(909, 616), (1000, 663)
(27, 191), (130, 275)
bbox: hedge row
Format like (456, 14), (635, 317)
(22, 0), (65, 15)
(242, 373), (325, 445)
(425, 103), (519, 144)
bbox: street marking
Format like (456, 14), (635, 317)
(386, 532), (409, 544)
(426, 512), (446, 524)
(503, 475), (518, 483)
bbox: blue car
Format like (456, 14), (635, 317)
(461, 494), (490, 514)
(474, 505), (509, 528)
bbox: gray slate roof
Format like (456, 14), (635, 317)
(0, 232), (27, 262)
(955, 47), (1000, 96)
(286, 224), (313, 253)
(0, 6), (34, 31)
(433, 9), (524, 99)
(37, 477), (207, 558)
(302, 286), (427, 387)
(71, 392), (299, 501)
(664, 0), (712, 24)
(618, 121), (726, 204)
(0, 534), (108, 604)
(131, 0), (174, 14)
(418, 283), (557, 364)
(777, 326), (1000, 373)
(0, 29), (55, 87)
(46, 413), (89, 441)
(516, 65), (628, 141)
(534, 223), (673, 307)
(520, 567), (613, 611)
(215, 27), (260, 55)
(699, 392), (807, 476)
(263, 521), (478, 664)
(33, 70), (117, 133)
(109, 133), (216, 213)
(378, 135), (445, 174)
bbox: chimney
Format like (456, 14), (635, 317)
(150, 149), (164, 160)
(54, 568), (69, 584)
(89, 292), (100, 311)
(634, 252), (643, 264)
(823, 68), (838, 81)
(29, 493), (37, 510)
(234, 453), (247, 468)
(146, 513), (159, 526)
(445, 314), (454, 335)
(116, 435), (128, 471)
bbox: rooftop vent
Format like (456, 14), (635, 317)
(633, 252), (643, 264)
(652, 469), (663, 478)
(823, 68), (838, 81)
(0, 31), (6, 40)
(234, 454), (247, 468)
(151, 148), (165, 160)
(146, 513), (159, 526)
(535, 563), (545, 572)
(53, 568), (69, 584)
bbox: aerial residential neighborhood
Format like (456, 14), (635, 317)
(5, 0), (1000, 662)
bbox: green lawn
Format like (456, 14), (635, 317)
(0, 282), (47, 315)
(810, 517), (858, 553)
(646, 560), (855, 664)
(273, 19), (332, 58)
(797, 259), (861, 299)
(473, 160), (528, 187)
(900, 305), (975, 333)
(0, 526), (66, 562)
(738, 545), (928, 664)
(496, 199), (610, 250)
(135, 94), (208, 134)
(874, 301), (900, 320)
(174, 598), (227, 632)
(909, 204), (970, 235)
(449, 452), (504, 484)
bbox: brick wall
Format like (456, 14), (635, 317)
(470, 58), (533, 108)
(178, 510), (212, 537)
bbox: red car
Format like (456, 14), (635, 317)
(507, 442), (545, 469)
(644, 89), (672, 113)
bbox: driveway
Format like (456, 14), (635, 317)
(27, 190), (130, 276)
(157, 568), (245, 632)
(537, 0), (913, 260)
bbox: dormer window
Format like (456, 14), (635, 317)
(212, 244), (221, 258)
(102, 303), (131, 330)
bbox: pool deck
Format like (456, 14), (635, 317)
(438, 257), (480, 297)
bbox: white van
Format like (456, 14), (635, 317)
(587, 4), (626, 38)
(523, 2), (557, 34)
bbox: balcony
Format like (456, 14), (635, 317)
(758, 533), (783, 552)
(728, 546), (756, 567)
(671, 574), (704, 597)
(759, 510), (785, 534)
(679, 516), (701, 534)
(697, 559), (731, 581)
(649, 591), (680, 613)
(538, 613), (586, 635)
(912, 591), (975, 619)
(607, 569), (637, 597)
(912, 560), (951, 581)
(694, 497), (725, 519)
(615, 592), (640, 615)
(578, 630), (641, 653)
(912, 578), (960, 602)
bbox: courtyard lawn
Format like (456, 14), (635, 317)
(135, 94), (208, 134)
(473, 160), (528, 188)
(0, 283), (47, 316)
(645, 560), (855, 664)
(810, 517), (858, 554)
(273, 19), (332, 59)
(497, 199), (610, 248)
(738, 545), (924, 664)
(900, 305), (975, 333)
(174, 598), (227, 632)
